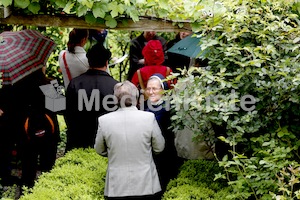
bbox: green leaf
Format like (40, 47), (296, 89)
(277, 131), (284, 138)
(218, 136), (226, 142)
(158, 9), (168, 18)
(220, 67), (226, 73)
(77, 4), (88, 17)
(78, 0), (93, 9)
(222, 115), (229, 122)
(206, 39), (219, 47)
(159, 0), (169, 10)
(251, 59), (262, 67)
(93, 3), (108, 18)
(1, 0), (13, 7)
(14, 0), (30, 9)
(277, 126), (289, 138)
(293, 37), (300, 44)
(235, 74), (243, 82)
(235, 126), (244, 133)
(28, 2), (40, 14)
(85, 12), (97, 24)
(108, 2), (122, 18)
(277, 72), (287, 77)
(123, 0), (131, 5)
(54, 0), (67, 8)
(105, 15), (118, 28)
(107, 1), (118, 10)
(191, 22), (202, 32)
(214, 173), (226, 181)
(259, 160), (267, 165)
(63, 1), (75, 14)
(136, 0), (146, 4)
(110, 10), (118, 18)
(222, 154), (228, 162)
(128, 9), (139, 22)
(262, 141), (271, 146)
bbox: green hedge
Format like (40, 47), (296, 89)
(163, 160), (231, 200)
(19, 149), (230, 199)
(20, 148), (107, 200)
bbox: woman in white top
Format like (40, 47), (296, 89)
(58, 29), (89, 88)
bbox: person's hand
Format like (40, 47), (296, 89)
(0, 109), (4, 117)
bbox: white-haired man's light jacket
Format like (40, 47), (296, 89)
(94, 106), (165, 197)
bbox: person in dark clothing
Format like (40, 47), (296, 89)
(65, 43), (119, 151)
(88, 29), (108, 49)
(166, 31), (192, 74)
(21, 106), (60, 188)
(0, 68), (60, 188)
(142, 73), (180, 195)
(127, 31), (167, 81)
(0, 86), (19, 186)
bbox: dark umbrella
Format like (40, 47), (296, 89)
(167, 34), (202, 58)
(0, 29), (56, 85)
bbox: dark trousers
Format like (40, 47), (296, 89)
(0, 117), (19, 186)
(21, 137), (57, 187)
(0, 140), (15, 185)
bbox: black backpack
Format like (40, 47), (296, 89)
(24, 110), (55, 141)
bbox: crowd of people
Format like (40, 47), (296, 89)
(0, 29), (195, 199)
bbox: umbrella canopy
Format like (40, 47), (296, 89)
(167, 34), (202, 58)
(0, 29), (56, 85)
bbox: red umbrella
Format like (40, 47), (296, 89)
(0, 29), (56, 85)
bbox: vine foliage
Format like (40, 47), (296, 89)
(168, 0), (300, 199)
(0, 0), (213, 29)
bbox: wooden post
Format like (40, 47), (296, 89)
(0, 14), (191, 32)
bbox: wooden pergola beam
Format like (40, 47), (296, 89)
(0, 14), (191, 32)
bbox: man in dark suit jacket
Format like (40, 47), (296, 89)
(65, 44), (119, 151)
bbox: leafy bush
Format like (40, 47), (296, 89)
(18, 149), (232, 200)
(19, 148), (107, 200)
(0, 184), (18, 200)
(56, 115), (67, 156)
(42, 27), (69, 84)
(0, 0), (192, 28)
(168, 0), (300, 199)
(271, 165), (300, 199)
(163, 159), (230, 200)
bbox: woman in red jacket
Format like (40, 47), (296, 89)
(130, 40), (174, 92)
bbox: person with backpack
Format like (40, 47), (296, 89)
(0, 68), (60, 188)
(21, 105), (60, 188)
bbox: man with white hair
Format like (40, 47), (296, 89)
(94, 80), (165, 200)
